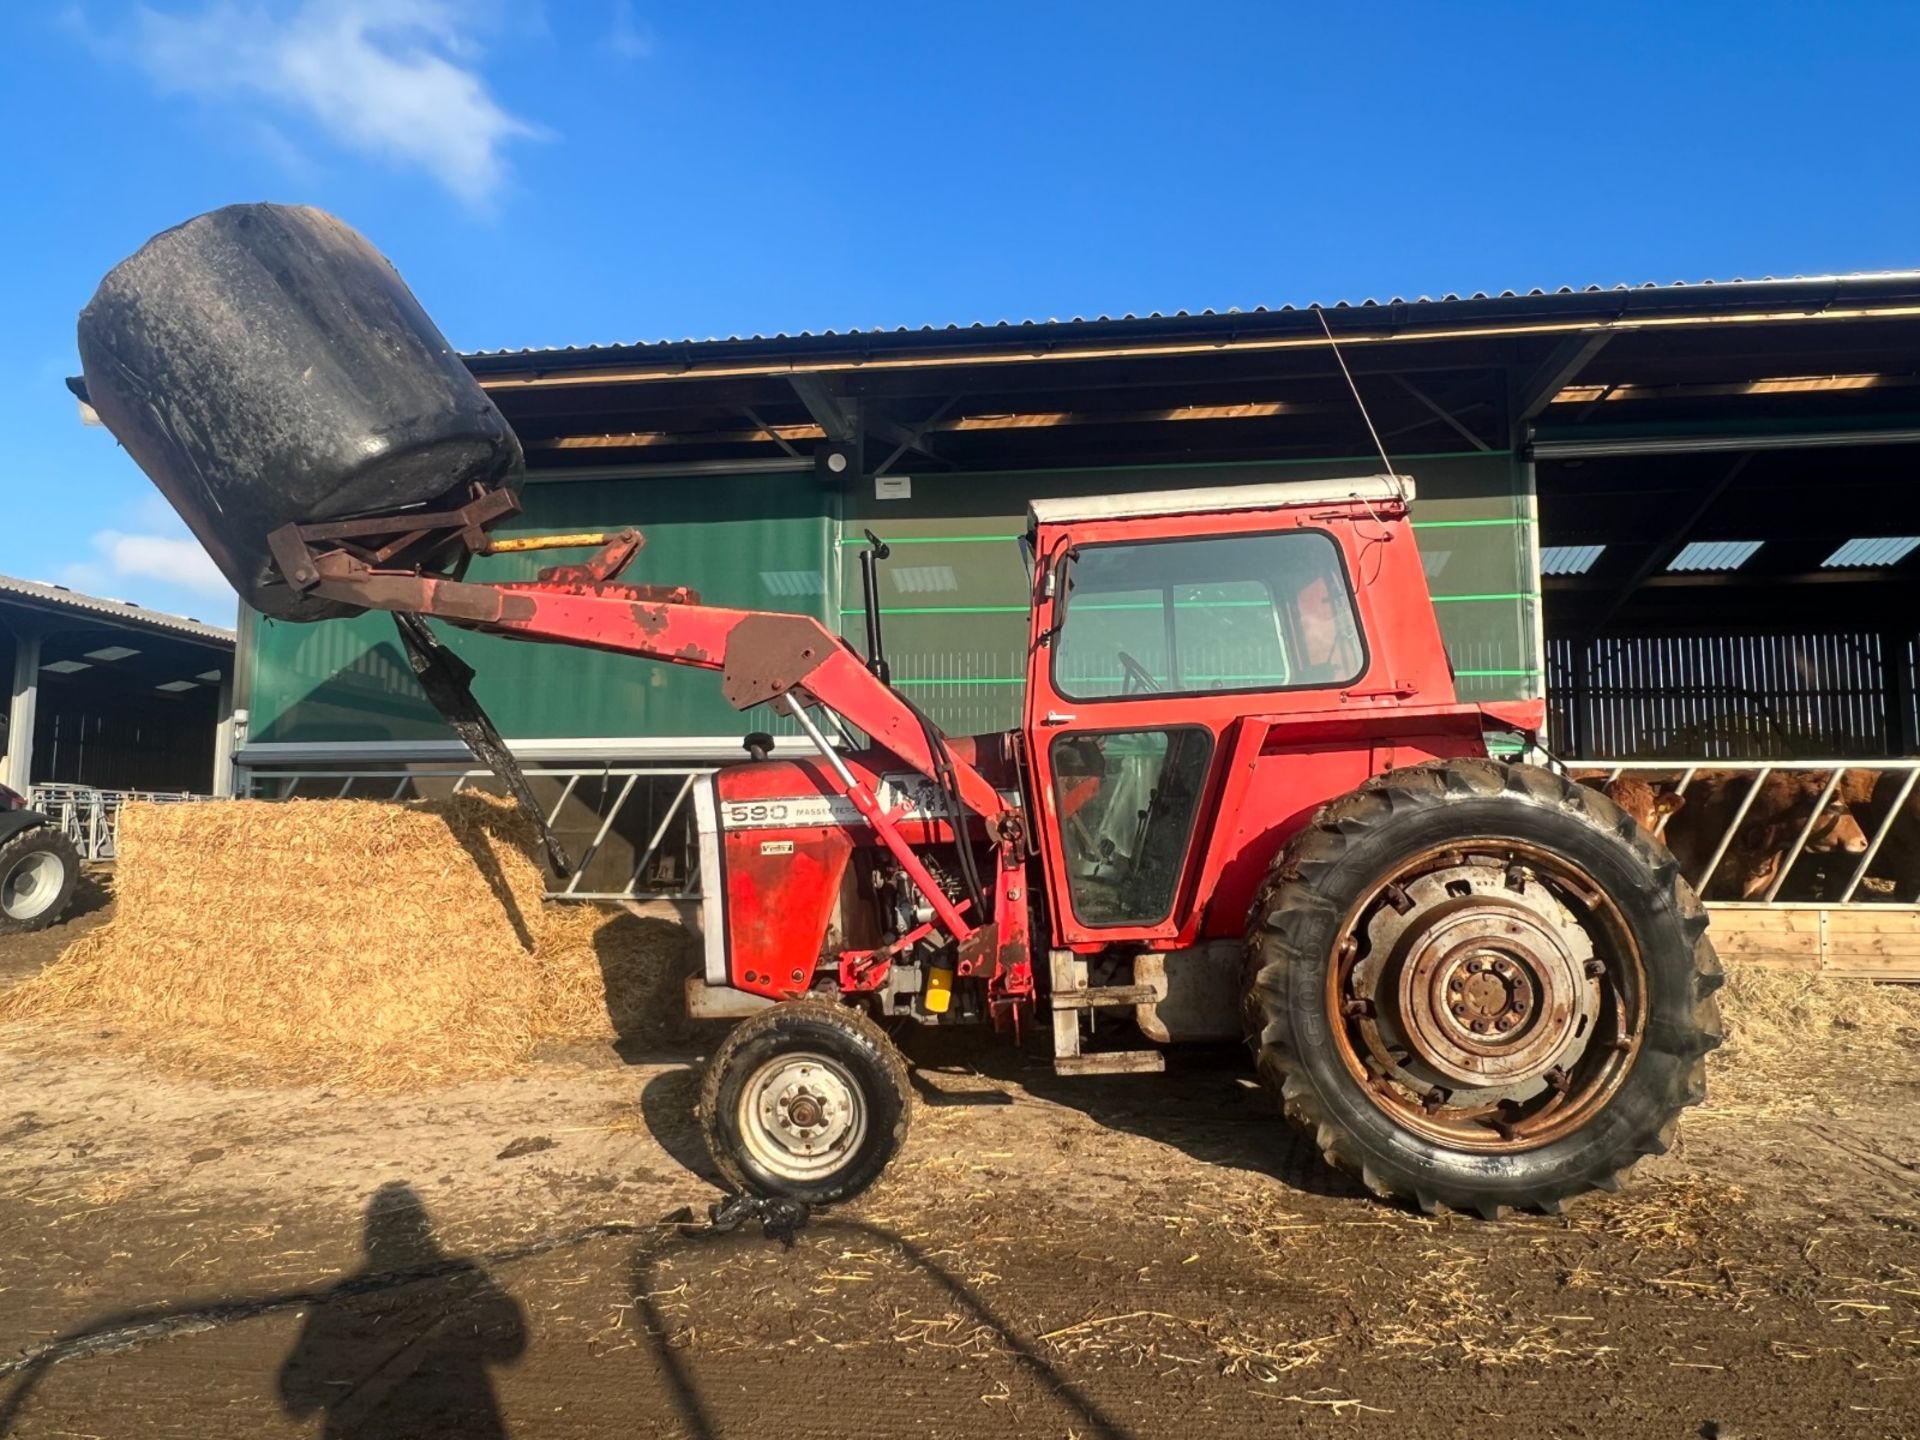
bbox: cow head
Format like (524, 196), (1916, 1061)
(1804, 796), (1869, 855)
(1729, 782), (1869, 897)
(1600, 777), (1685, 835)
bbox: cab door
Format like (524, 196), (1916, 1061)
(1022, 515), (1371, 947)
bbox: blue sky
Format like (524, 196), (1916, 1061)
(3, 1), (1916, 624)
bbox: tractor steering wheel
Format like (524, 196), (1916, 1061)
(1117, 648), (1163, 695)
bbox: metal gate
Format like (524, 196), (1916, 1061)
(246, 766), (711, 902)
(1573, 759), (1920, 979)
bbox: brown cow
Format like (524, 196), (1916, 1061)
(1851, 770), (1920, 902)
(1574, 773), (1686, 835)
(1661, 770), (1869, 900)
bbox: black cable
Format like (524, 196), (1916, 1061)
(897, 691), (988, 918)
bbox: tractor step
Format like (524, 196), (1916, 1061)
(1050, 984), (1161, 1011)
(1052, 1051), (1166, 1077)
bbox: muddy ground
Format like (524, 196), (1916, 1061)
(1, 901), (1917, 1439)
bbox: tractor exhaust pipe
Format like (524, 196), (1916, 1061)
(858, 529), (892, 684)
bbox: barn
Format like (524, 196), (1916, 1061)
(226, 273), (1920, 969)
(2, 575), (236, 854)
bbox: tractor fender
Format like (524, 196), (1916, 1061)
(0, 810), (51, 846)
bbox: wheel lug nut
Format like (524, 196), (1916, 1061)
(1471, 1019), (1491, 1033)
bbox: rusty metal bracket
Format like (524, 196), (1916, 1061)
(528, 529), (645, 586)
(268, 487), (522, 593)
(391, 612), (572, 877)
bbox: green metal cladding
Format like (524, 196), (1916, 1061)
(242, 454), (1538, 748)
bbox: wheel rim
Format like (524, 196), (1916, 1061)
(1327, 839), (1646, 1153)
(2, 850), (65, 922)
(736, 1053), (869, 1184)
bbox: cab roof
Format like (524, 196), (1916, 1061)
(1026, 474), (1415, 529)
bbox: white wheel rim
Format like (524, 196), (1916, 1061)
(2, 850), (64, 922)
(736, 1053), (868, 1184)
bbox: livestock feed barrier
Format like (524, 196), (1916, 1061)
(248, 759), (1920, 979)
(246, 765), (709, 902)
(1576, 759), (1920, 980)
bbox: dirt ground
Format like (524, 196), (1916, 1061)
(2, 900), (1917, 1439)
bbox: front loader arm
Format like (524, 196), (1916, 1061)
(274, 511), (1036, 1006)
(300, 547), (1013, 826)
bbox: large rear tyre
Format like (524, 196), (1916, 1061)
(698, 1000), (912, 1205)
(1244, 760), (1722, 1217)
(0, 826), (81, 935)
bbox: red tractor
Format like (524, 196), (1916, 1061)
(78, 205), (1722, 1218)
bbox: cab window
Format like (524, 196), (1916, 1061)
(1053, 530), (1364, 700)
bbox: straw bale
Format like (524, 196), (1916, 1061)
(1709, 964), (1920, 1112)
(0, 793), (693, 1090)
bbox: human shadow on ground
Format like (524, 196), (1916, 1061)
(277, 1181), (527, 1440)
(0, 1184), (633, 1438)
(626, 1216), (1138, 1440)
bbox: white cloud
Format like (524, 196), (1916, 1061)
(60, 531), (233, 600)
(84, 1), (543, 206)
(101, 532), (232, 596)
(604, 0), (652, 60)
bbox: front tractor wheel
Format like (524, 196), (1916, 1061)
(698, 1000), (912, 1206)
(1244, 760), (1723, 1217)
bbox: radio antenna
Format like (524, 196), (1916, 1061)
(1315, 307), (1401, 496)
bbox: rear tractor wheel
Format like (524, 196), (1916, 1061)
(0, 825), (81, 935)
(698, 999), (912, 1206)
(1244, 759), (1722, 1217)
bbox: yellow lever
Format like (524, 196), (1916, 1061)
(483, 532), (614, 553)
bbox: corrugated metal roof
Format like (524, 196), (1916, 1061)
(462, 270), (1920, 362)
(0, 574), (235, 645)
(1823, 536), (1920, 568)
(1668, 540), (1764, 573)
(1540, 544), (1607, 576)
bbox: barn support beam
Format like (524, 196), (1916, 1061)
(1885, 627), (1918, 757)
(4, 627), (39, 793)
(1581, 453), (1752, 639)
(788, 374), (857, 443)
(1391, 376), (1492, 452)
(212, 672), (237, 798)
(871, 397), (961, 475)
(1512, 332), (1613, 426)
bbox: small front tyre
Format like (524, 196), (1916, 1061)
(698, 999), (912, 1205)
(0, 826), (81, 935)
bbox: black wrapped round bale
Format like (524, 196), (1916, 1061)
(77, 204), (522, 622)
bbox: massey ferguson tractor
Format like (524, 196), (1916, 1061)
(76, 205), (1723, 1218)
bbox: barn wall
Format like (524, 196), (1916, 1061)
(239, 453), (1537, 752)
(1547, 630), (1920, 759)
(839, 452), (1538, 735)
(245, 470), (835, 746)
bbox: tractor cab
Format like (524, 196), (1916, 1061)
(1017, 478), (1489, 955)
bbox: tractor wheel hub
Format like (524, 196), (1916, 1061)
(738, 1054), (868, 1183)
(1360, 860), (1602, 1095)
